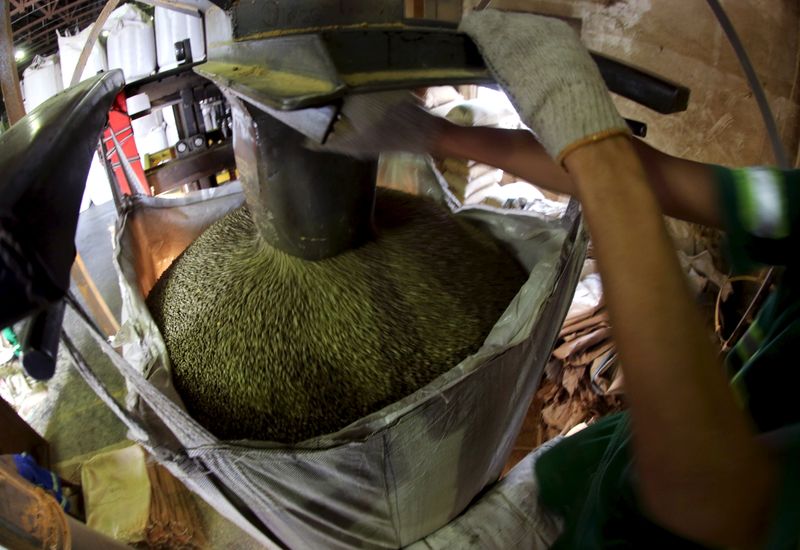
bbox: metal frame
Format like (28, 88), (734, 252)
(10, 0), (107, 66)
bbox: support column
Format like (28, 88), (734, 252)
(0, 1), (24, 125)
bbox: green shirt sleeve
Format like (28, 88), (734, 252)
(763, 428), (800, 549)
(714, 165), (800, 272)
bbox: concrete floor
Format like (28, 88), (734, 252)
(25, 201), (262, 549)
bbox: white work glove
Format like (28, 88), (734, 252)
(312, 91), (444, 159)
(460, 10), (630, 162)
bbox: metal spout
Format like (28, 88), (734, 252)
(228, 96), (377, 260)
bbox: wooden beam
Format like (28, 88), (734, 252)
(9, 0), (38, 17)
(71, 254), (120, 338)
(14, 0), (100, 36)
(146, 143), (235, 194)
(70, 0), (120, 87)
(405, 0), (425, 18)
(41, 0), (58, 18)
(0, 0), (25, 124)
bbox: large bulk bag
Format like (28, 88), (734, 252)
(127, 94), (169, 158)
(69, 161), (586, 549)
(105, 4), (157, 83)
(57, 25), (108, 86)
(154, 6), (205, 71)
(22, 54), (63, 112)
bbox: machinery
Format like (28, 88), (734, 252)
(0, 0), (690, 327)
(0, 2), (691, 547)
(195, 0), (687, 260)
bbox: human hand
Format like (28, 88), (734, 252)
(460, 10), (629, 163)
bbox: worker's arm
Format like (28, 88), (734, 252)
(564, 135), (777, 547)
(460, 10), (777, 547)
(432, 122), (722, 228)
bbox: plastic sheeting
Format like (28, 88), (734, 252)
(409, 437), (565, 549)
(67, 159), (586, 549)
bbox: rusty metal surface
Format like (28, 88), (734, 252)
(198, 23), (686, 117)
(197, 33), (347, 111)
(199, 28), (490, 112)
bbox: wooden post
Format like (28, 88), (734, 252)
(0, 0), (25, 124)
(71, 254), (121, 338)
(0, 397), (49, 468)
(405, 0), (462, 21)
(69, 0), (121, 87)
(405, 0), (426, 18)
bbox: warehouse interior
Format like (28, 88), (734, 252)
(1, 0), (799, 548)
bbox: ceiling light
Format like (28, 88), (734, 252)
(14, 49), (25, 62)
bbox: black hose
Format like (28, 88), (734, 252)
(707, 0), (789, 352)
(705, 0), (790, 169)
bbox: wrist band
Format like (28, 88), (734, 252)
(556, 127), (632, 166)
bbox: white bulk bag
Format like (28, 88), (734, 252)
(130, 113), (168, 157)
(154, 6), (205, 71)
(126, 93), (169, 157)
(22, 54), (63, 112)
(105, 4), (157, 82)
(58, 25), (108, 86)
(69, 161), (586, 549)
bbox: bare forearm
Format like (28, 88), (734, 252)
(434, 123), (575, 196)
(435, 122), (722, 228)
(633, 140), (721, 227)
(565, 136), (775, 547)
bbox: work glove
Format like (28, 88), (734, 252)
(312, 91), (444, 159)
(460, 10), (630, 163)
